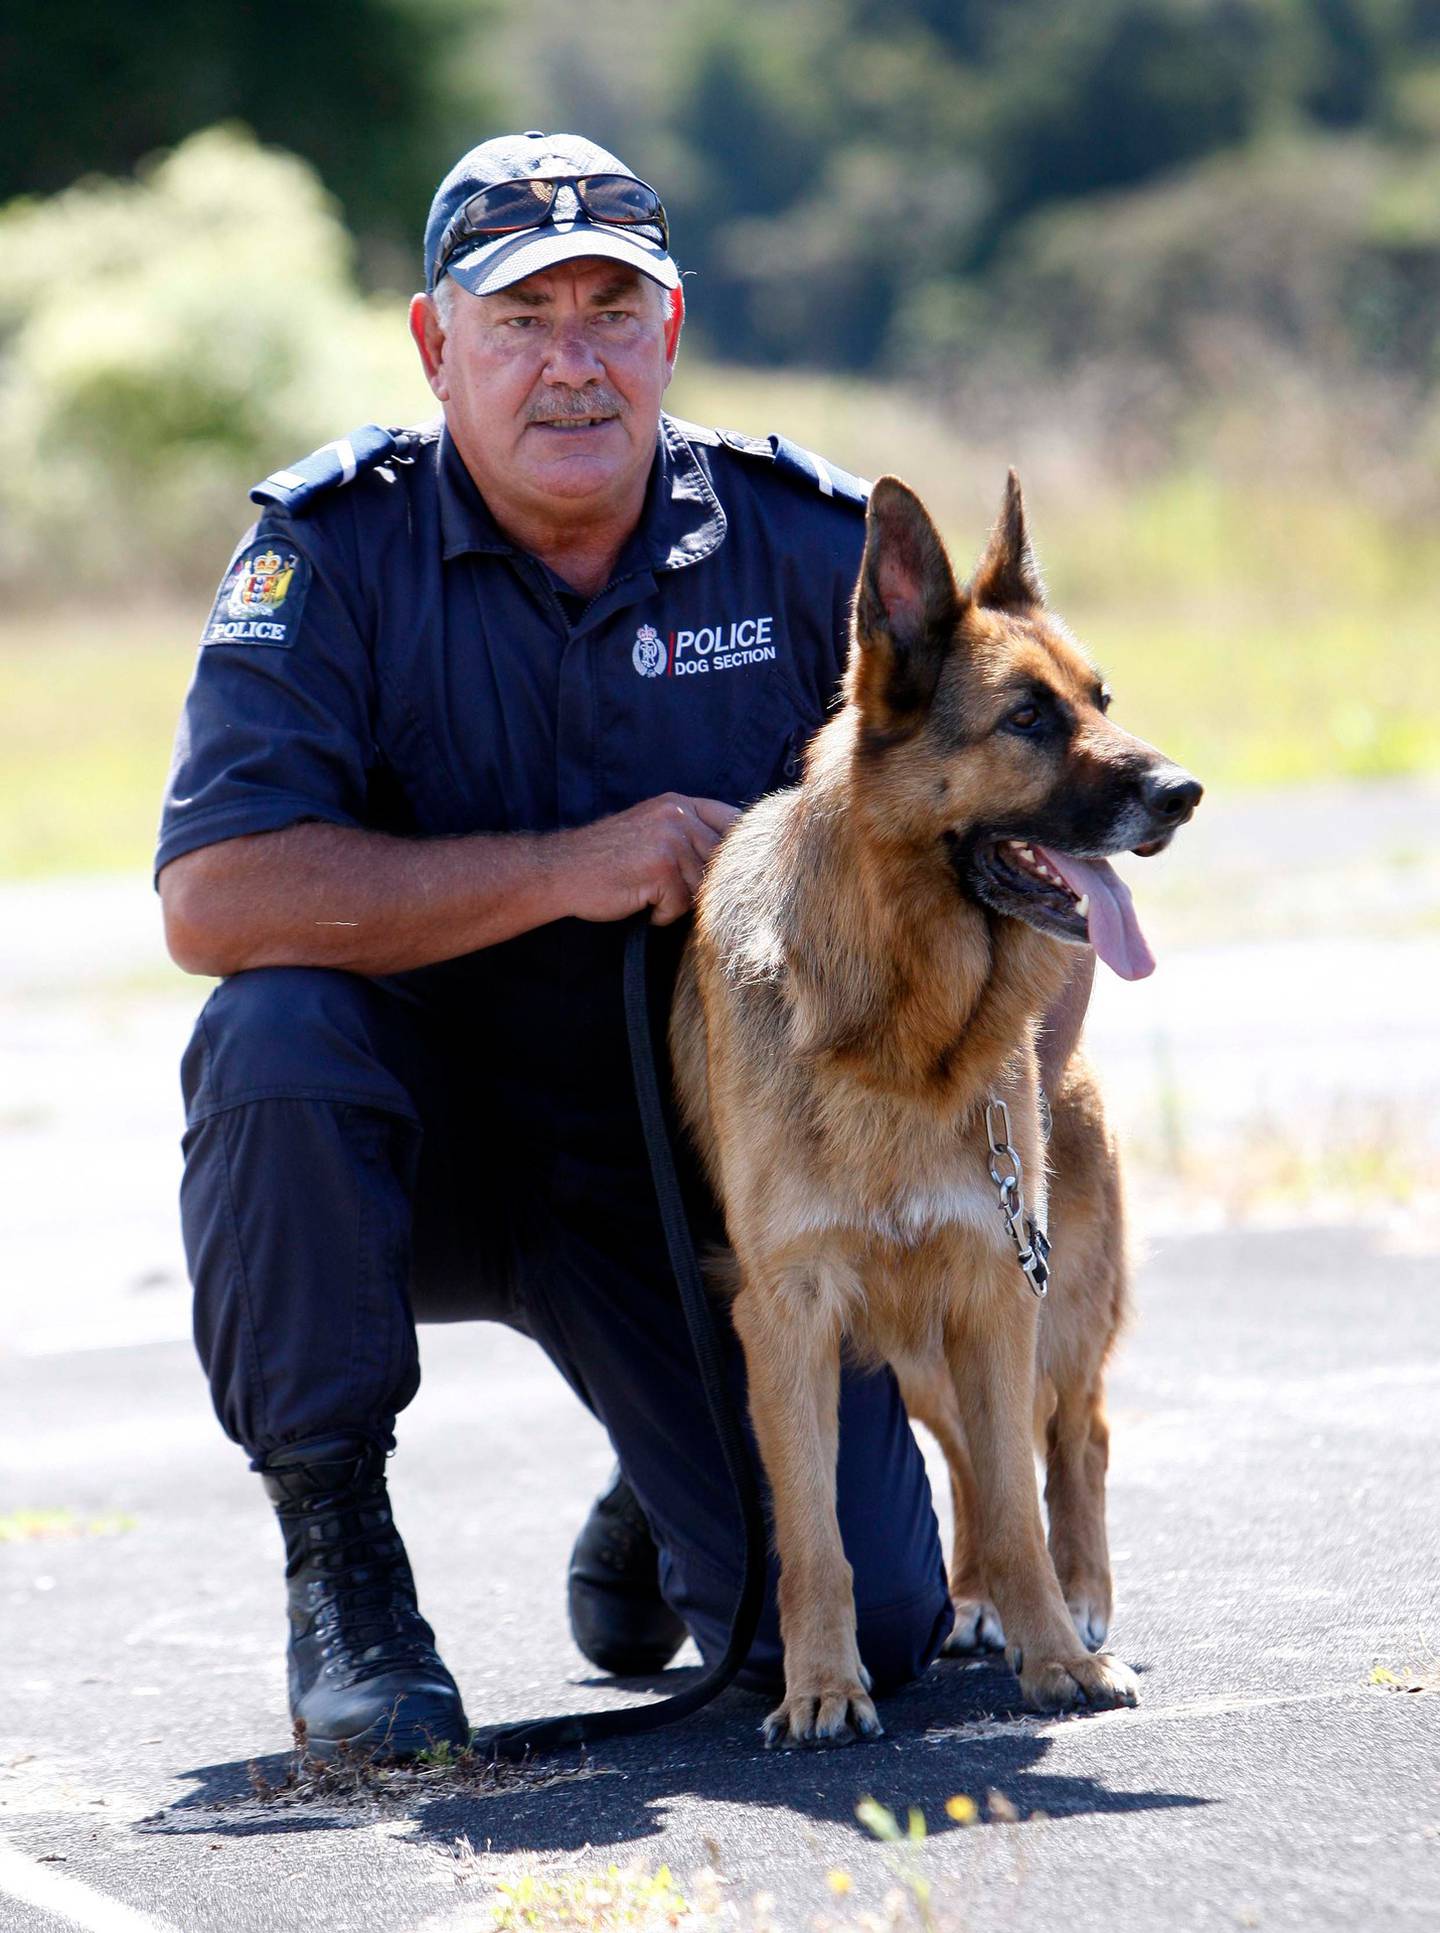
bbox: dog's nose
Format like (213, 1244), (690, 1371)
(1142, 768), (1203, 823)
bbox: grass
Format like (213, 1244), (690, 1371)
(2, 362), (1437, 880)
(0, 606), (194, 880)
(1117, 1093), (1440, 1232)
(1081, 591), (1440, 792)
(0, 1508), (137, 1541)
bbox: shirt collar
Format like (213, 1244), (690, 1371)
(437, 415), (727, 578)
(437, 427), (514, 559)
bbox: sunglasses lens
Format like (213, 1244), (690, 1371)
(463, 179), (557, 232)
(578, 175), (665, 230)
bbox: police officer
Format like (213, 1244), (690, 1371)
(158, 131), (1089, 1759)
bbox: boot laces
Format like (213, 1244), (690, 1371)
(291, 1490), (443, 1688)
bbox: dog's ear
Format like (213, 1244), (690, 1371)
(850, 475), (961, 732)
(969, 470), (1044, 612)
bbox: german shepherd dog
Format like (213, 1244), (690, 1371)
(670, 473), (1201, 1746)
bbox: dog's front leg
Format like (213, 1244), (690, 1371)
(948, 1269), (1138, 1713)
(731, 1278), (882, 1748)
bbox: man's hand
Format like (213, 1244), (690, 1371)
(553, 793), (741, 926)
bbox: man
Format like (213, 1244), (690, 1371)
(158, 131), (1092, 1758)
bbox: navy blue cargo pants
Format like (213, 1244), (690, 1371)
(178, 923), (953, 1690)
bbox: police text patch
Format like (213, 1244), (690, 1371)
(202, 541), (310, 648)
(631, 615), (779, 678)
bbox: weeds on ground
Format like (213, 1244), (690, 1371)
(426, 1791), (1030, 1932)
(1369, 1663), (1439, 1694)
(236, 1722), (609, 1813)
(488, 1862), (693, 1930)
(0, 1508), (136, 1542)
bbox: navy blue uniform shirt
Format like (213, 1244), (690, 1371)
(158, 414), (868, 1152)
(158, 414), (866, 870)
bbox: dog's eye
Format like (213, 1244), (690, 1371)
(1005, 704), (1041, 732)
(1097, 685), (1113, 714)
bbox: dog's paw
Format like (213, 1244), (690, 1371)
(943, 1595), (1006, 1655)
(1012, 1647), (1138, 1713)
(761, 1684), (884, 1749)
(1065, 1593), (1110, 1652)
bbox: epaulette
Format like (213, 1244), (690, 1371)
(715, 427), (871, 509)
(250, 423), (423, 512)
(663, 414), (722, 447)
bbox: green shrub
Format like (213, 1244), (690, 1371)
(0, 125), (430, 597)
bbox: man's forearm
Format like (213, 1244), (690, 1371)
(160, 821), (569, 978)
(160, 791), (739, 978)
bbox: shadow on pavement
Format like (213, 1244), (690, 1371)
(143, 1656), (1207, 1852)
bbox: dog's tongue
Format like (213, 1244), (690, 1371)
(1034, 845), (1156, 981)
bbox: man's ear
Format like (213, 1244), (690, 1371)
(663, 283), (685, 365)
(969, 469), (1044, 611)
(849, 475), (962, 733)
(409, 292), (449, 401)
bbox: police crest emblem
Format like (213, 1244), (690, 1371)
(202, 535), (310, 648)
(229, 547), (296, 616)
(632, 623), (666, 678)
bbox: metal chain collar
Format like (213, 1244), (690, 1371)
(984, 1095), (1051, 1298)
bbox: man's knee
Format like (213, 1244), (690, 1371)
(856, 1586), (954, 1692)
(184, 966), (422, 1120)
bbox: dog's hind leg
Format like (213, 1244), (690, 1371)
(731, 1270), (883, 1749)
(895, 1357), (1005, 1653)
(1043, 1378), (1113, 1650)
(946, 1258), (1137, 1714)
(1039, 1060), (1128, 1652)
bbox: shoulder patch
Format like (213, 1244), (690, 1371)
(715, 427), (870, 509)
(202, 537), (311, 649)
(250, 423), (414, 513)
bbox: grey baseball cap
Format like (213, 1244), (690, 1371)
(424, 131), (678, 296)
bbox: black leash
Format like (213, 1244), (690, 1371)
(478, 919), (768, 1760)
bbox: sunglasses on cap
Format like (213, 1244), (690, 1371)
(433, 174), (669, 284)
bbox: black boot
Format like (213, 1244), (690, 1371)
(262, 1436), (470, 1761)
(567, 1468), (688, 1675)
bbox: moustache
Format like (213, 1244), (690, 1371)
(526, 391), (626, 425)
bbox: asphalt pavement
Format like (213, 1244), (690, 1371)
(2, 783), (1438, 1931)
(2, 1223), (1438, 1932)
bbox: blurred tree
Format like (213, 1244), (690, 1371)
(977, 0), (1277, 225)
(607, 0), (1440, 366)
(7, 0), (1440, 390)
(664, 1), (848, 356)
(899, 134), (1440, 395)
(0, 0), (489, 250)
(1299, 0), (1398, 127)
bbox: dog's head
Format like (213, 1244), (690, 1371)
(845, 472), (1202, 980)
